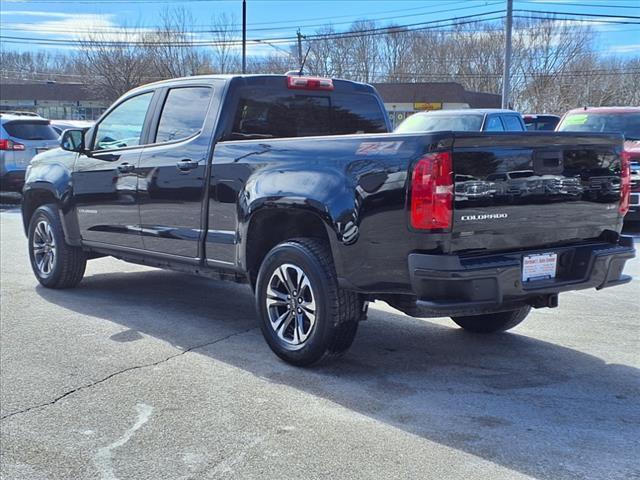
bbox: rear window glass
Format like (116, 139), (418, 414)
(229, 88), (387, 140)
(395, 114), (483, 133)
(155, 87), (212, 143)
(558, 112), (640, 140)
(524, 117), (559, 131)
(3, 121), (58, 140)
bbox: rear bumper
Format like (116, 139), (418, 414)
(404, 236), (635, 318)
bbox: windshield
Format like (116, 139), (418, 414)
(557, 112), (640, 140)
(395, 113), (484, 133)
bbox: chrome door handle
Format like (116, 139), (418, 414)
(176, 159), (199, 171)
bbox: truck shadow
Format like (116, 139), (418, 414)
(35, 269), (639, 480)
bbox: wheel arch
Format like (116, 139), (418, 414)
(22, 183), (81, 246)
(242, 206), (341, 289)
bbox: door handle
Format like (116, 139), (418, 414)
(176, 159), (200, 171)
(117, 162), (135, 173)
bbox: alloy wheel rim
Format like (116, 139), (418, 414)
(33, 220), (56, 277)
(266, 263), (317, 346)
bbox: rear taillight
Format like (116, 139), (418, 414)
(620, 150), (631, 215)
(287, 76), (334, 91)
(410, 151), (453, 230)
(0, 139), (25, 151)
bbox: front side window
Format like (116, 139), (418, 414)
(94, 92), (153, 150)
(155, 87), (213, 143)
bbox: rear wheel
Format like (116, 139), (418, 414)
(28, 204), (86, 289)
(255, 238), (361, 366)
(451, 306), (531, 333)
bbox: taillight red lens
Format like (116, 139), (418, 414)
(410, 151), (453, 230)
(620, 150), (631, 216)
(287, 76), (334, 91)
(0, 139), (25, 151)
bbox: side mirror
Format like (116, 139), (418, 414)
(60, 129), (86, 152)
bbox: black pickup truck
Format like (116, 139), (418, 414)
(22, 74), (635, 366)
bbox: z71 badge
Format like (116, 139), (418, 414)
(356, 141), (403, 155)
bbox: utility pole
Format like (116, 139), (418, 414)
(501, 0), (513, 109)
(242, 0), (247, 74)
(297, 29), (304, 69)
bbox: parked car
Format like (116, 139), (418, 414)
(556, 106), (640, 222)
(1, 113), (60, 192)
(21, 74), (634, 366)
(50, 120), (94, 136)
(523, 114), (560, 131)
(395, 108), (526, 133)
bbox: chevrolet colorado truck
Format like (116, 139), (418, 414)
(22, 74), (635, 366)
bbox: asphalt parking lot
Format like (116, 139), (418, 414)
(1, 205), (638, 480)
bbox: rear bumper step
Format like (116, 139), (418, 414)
(400, 236), (635, 318)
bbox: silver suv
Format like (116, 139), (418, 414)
(1, 113), (60, 191)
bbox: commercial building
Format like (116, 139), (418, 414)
(372, 82), (501, 129)
(0, 82), (108, 120)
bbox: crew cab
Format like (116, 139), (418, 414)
(22, 75), (635, 366)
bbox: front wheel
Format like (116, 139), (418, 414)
(28, 204), (87, 289)
(451, 306), (531, 333)
(255, 238), (361, 366)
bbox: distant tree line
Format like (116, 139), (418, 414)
(1, 8), (638, 113)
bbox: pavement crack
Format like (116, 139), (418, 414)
(0, 326), (257, 421)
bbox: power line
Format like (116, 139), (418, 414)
(515, 9), (640, 20)
(0, 11), (509, 47)
(516, 0), (640, 8)
(1, 1), (502, 33)
(0, 1), (498, 34)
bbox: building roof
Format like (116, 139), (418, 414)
(371, 82), (501, 108)
(0, 82), (101, 101)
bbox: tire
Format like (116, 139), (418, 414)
(255, 238), (361, 366)
(451, 306), (531, 334)
(28, 204), (87, 289)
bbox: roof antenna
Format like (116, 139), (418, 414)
(299, 43), (311, 76)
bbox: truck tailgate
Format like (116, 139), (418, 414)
(450, 132), (624, 253)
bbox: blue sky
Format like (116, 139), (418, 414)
(1, 0), (639, 56)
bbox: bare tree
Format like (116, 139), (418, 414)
(143, 7), (211, 79)
(210, 12), (240, 73)
(75, 25), (151, 101)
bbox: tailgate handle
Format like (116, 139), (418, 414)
(534, 151), (563, 174)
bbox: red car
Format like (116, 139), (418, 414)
(557, 107), (640, 223)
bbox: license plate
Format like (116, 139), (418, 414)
(522, 252), (557, 282)
(631, 193), (640, 206)
(36, 148), (49, 154)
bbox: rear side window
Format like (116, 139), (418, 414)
(484, 116), (505, 132)
(3, 121), (58, 140)
(501, 115), (524, 131)
(229, 88), (386, 140)
(155, 87), (212, 143)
